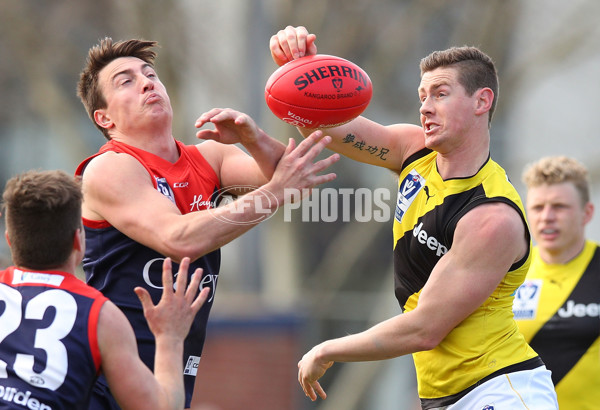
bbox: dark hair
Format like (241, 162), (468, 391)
(2, 170), (82, 269)
(77, 37), (158, 140)
(420, 46), (499, 125)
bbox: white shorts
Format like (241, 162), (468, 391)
(445, 366), (558, 410)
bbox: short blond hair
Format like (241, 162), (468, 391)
(522, 156), (590, 204)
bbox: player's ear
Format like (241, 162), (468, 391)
(94, 109), (113, 129)
(5, 231), (11, 248)
(583, 201), (594, 225)
(73, 227), (84, 252)
(474, 88), (493, 116)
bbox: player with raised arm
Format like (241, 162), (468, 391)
(0, 170), (209, 410)
(75, 38), (338, 408)
(270, 26), (558, 409)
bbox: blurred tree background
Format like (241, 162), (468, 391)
(1, 1), (600, 409)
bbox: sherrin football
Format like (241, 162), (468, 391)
(265, 54), (372, 128)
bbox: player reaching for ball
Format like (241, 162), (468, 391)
(75, 37), (339, 409)
(270, 26), (558, 409)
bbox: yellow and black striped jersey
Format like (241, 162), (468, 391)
(514, 240), (600, 409)
(393, 149), (539, 408)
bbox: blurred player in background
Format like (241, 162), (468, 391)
(75, 37), (338, 409)
(513, 156), (600, 409)
(270, 26), (558, 409)
(0, 169), (209, 409)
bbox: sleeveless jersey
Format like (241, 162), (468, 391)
(75, 139), (221, 407)
(0, 267), (107, 410)
(393, 149), (539, 408)
(513, 240), (600, 409)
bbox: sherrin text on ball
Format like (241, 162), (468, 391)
(265, 54), (372, 128)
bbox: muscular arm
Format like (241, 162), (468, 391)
(298, 202), (529, 400)
(81, 132), (338, 262)
(297, 117), (425, 173)
(195, 108), (287, 192)
(269, 25), (426, 173)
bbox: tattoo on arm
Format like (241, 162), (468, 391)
(342, 133), (389, 161)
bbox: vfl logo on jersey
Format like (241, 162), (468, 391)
(395, 169), (425, 223)
(512, 279), (542, 320)
(183, 355), (201, 376)
(155, 177), (175, 204)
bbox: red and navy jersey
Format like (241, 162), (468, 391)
(75, 139), (221, 407)
(0, 267), (107, 409)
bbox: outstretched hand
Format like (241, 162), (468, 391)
(297, 345), (334, 401)
(266, 130), (339, 203)
(134, 257), (209, 339)
(270, 25), (318, 66)
(195, 108), (263, 146)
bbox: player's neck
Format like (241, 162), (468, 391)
(436, 146), (489, 180)
(16, 259), (76, 276)
(112, 131), (180, 163)
(434, 128), (490, 180)
(538, 238), (586, 265)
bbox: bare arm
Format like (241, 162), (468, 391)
(81, 130), (339, 262)
(297, 202), (528, 400)
(195, 108), (287, 190)
(99, 258), (209, 410)
(269, 26), (426, 172)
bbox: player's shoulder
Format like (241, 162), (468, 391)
(462, 201), (525, 238)
(83, 150), (150, 184)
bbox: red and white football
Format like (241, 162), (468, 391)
(265, 54), (372, 128)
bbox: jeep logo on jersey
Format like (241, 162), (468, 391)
(395, 169), (425, 223)
(155, 177), (175, 203)
(558, 300), (600, 318)
(412, 221), (448, 257)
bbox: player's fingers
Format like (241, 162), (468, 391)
(269, 35), (289, 66)
(282, 137), (297, 157)
(201, 109), (238, 125)
(294, 26), (310, 58)
(291, 130), (327, 158)
(186, 268), (203, 301)
(195, 129), (219, 141)
(174, 257), (191, 295)
(312, 153), (340, 174)
(312, 381), (327, 400)
(134, 287), (153, 312)
(191, 287), (210, 313)
(297, 132), (334, 162)
(273, 30), (294, 62)
(306, 34), (318, 56)
(302, 380), (317, 402)
(310, 170), (339, 188)
(233, 113), (258, 134)
(161, 258), (174, 297)
(194, 108), (224, 128)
